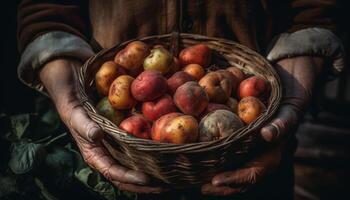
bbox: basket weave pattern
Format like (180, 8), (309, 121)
(78, 33), (282, 187)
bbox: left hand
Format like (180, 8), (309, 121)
(202, 56), (324, 196)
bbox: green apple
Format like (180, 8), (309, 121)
(96, 97), (124, 125)
(143, 47), (173, 74)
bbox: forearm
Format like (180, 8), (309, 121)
(39, 59), (82, 122)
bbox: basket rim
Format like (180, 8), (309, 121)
(77, 33), (282, 153)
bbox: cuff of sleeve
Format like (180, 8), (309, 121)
(266, 27), (345, 75)
(18, 31), (95, 93)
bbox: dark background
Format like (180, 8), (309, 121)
(0, 1), (349, 200)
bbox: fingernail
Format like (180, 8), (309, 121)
(261, 125), (276, 142)
(88, 127), (104, 142)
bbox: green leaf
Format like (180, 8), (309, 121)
(75, 167), (117, 200)
(8, 140), (46, 174)
(43, 146), (75, 190)
(74, 167), (99, 188)
(94, 182), (116, 200)
(10, 114), (31, 140)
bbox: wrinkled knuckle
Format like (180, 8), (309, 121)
(82, 152), (95, 166)
(275, 119), (287, 132)
(100, 167), (112, 181)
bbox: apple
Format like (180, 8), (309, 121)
(238, 96), (266, 124)
(119, 115), (152, 139)
(96, 97), (124, 125)
(108, 75), (136, 110)
(161, 115), (199, 144)
(173, 81), (209, 117)
(183, 64), (205, 81)
(151, 112), (183, 141)
(131, 70), (168, 101)
(199, 110), (244, 142)
(167, 71), (195, 94)
(142, 94), (178, 121)
(143, 47), (173, 74)
(114, 41), (150, 73)
(238, 76), (270, 101)
(179, 44), (212, 68)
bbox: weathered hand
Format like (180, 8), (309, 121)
(201, 144), (283, 196)
(202, 56), (324, 196)
(260, 56), (324, 142)
(40, 59), (164, 194)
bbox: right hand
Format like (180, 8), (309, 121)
(39, 58), (164, 194)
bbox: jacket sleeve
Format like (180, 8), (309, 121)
(17, 0), (94, 92)
(266, 0), (345, 75)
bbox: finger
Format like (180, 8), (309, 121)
(79, 140), (150, 185)
(70, 106), (104, 142)
(260, 105), (298, 143)
(112, 181), (166, 194)
(211, 167), (264, 187)
(201, 183), (245, 196)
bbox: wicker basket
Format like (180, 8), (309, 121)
(78, 33), (282, 188)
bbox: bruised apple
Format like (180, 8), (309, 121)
(143, 47), (173, 74)
(142, 94), (177, 121)
(238, 96), (266, 124)
(119, 115), (152, 139)
(114, 41), (150, 72)
(173, 81), (209, 117)
(161, 115), (199, 144)
(179, 44), (212, 68)
(238, 76), (270, 101)
(226, 67), (245, 84)
(183, 64), (205, 81)
(167, 71), (195, 94)
(151, 112), (183, 141)
(96, 97), (124, 125)
(199, 110), (244, 142)
(95, 61), (125, 96)
(131, 70), (167, 101)
(108, 75), (136, 109)
(199, 70), (234, 103)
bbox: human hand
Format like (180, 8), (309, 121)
(260, 56), (324, 142)
(201, 144), (283, 196)
(39, 59), (164, 194)
(202, 56), (324, 196)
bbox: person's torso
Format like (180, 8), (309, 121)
(89, 0), (273, 52)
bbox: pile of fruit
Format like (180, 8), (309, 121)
(95, 41), (270, 144)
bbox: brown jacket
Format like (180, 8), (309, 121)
(18, 0), (337, 53)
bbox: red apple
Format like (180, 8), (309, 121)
(167, 71), (195, 94)
(238, 76), (270, 101)
(151, 112), (183, 141)
(131, 70), (168, 101)
(179, 44), (212, 68)
(119, 115), (152, 139)
(226, 67), (245, 84)
(142, 94), (178, 121)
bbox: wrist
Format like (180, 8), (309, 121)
(39, 58), (82, 109)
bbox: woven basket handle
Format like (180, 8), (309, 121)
(170, 31), (180, 57)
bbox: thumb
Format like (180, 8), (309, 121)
(260, 105), (299, 143)
(69, 105), (105, 142)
